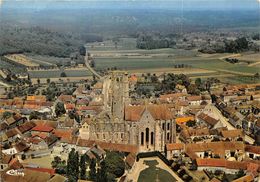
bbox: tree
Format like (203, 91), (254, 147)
(89, 158), (97, 181)
(254, 73), (260, 79)
(52, 156), (62, 168)
(3, 111), (12, 119)
(104, 152), (125, 178)
(80, 154), (87, 180)
(67, 149), (79, 182)
(195, 78), (202, 88)
(47, 78), (50, 84)
(74, 151), (79, 180)
(68, 109), (80, 123)
(97, 161), (108, 182)
(29, 111), (40, 120)
(55, 102), (66, 117)
(236, 169), (245, 179)
(186, 120), (196, 127)
(37, 78), (40, 85)
(60, 72), (67, 77)
(79, 46), (86, 56)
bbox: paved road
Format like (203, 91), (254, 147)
(84, 51), (102, 79)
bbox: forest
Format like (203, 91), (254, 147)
(0, 24), (102, 57)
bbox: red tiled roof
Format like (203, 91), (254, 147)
(77, 139), (139, 153)
(196, 158), (247, 170)
(197, 113), (219, 126)
(53, 129), (74, 140)
(9, 158), (23, 169)
(32, 133), (48, 139)
(26, 167), (55, 176)
(221, 129), (244, 139)
(18, 121), (36, 133)
(65, 103), (75, 110)
(186, 96), (202, 102)
(232, 175), (254, 182)
(58, 95), (73, 102)
(5, 128), (20, 138)
(186, 142), (245, 158)
(246, 162), (259, 175)
(166, 143), (184, 151)
(32, 125), (54, 132)
(245, 145), (260, 154)
(14, 141), (30, 152)
(125, 104), (174, 122)
(160, 93), (187, 101)
(26, 95), (46, 102)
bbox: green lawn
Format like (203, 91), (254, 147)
(138, 160), (176, 182)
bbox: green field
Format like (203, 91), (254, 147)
(26, 54), (72, 65)
(0, 57), (25, 73)
(94, 57), (259, 74)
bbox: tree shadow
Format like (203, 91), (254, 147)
(138, 159), (176, 182)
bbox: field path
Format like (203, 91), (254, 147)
(217, 69), (254, 76)
(218, 54), (241, 60)
(248, 61), (260, 67)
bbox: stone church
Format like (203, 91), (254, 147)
(80, 71), (176, 152)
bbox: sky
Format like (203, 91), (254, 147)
(0, 0), (259, 10)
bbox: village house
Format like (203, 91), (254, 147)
(186, 96), (202, 106)
(196, 112), (223, 129)
(245, 145), (260, 160)
(3, 113), (27, 130)
(185, 141), (245, 160)
(196, 158), (248, 174)
(166, 143), (185, 159)
(242, 114), (260, 136)
(220, 129), (245, 141)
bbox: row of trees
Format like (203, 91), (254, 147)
(52, 149), (125, 182)
(199, 37), (251, 54)
(136, 34), (176, 50)
(135, 73), (221, 98)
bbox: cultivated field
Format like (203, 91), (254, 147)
(27, 54), (72, 66)
(4, 54), (40, 67)
(87, 38), (260, 84)
(28, 69), (92, 78)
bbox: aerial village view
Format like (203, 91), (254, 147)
(0, 0), (259, 182)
